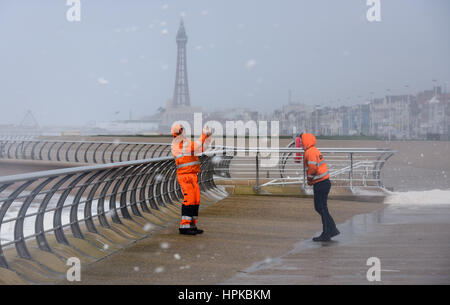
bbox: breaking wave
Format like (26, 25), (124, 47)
(384, 189), (450, 205)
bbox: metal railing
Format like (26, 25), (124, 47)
(0, 139), (233, 179)
(0, 139), (173, 164)
(0, 139), (239, 166)
(0, 154), (226, 270)
(209, 144), (395, 191)
(0, 141), (394, 275)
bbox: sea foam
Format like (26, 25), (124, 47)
(384, 189), (450, 205)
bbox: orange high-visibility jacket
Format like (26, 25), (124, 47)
(172, 134), (208, 175)
(301, 133), (330, 184)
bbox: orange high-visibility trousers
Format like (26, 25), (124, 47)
(178, 173), (201, 229)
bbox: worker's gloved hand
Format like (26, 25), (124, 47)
(202, 126), (212, 137)
(307, 178), (313, 186)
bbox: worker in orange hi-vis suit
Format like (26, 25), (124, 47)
(171, 124), (212, 235)
(300, 133), (340, 242)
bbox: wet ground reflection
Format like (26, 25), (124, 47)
(225, 204), (450, 284)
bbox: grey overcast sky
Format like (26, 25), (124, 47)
(0, 0), (449, 126)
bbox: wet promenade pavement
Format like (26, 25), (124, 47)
(70, 197), (450, 285)
(225, 204), (450, 285)
(69, 194), (388, 285)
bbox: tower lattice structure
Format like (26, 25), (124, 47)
(172, 19), (191, 107)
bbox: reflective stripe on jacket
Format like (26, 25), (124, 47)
(301, 133), (330, 184)
(172, 134), (207, 175)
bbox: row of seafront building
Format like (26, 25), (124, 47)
(91, 85), (450, 140)
(237, 86), (449, 140)
(1, 86), (448, 140)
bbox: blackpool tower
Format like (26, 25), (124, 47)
(172, 18), (191, 106)
(160, 19), (200, 132)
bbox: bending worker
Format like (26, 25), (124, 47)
(299, 133), (340, 242)
(171, 124), (212, 235)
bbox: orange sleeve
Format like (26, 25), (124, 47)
(184, 134), (207, 154)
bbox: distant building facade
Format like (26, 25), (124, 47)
(265, 86), (449, 140)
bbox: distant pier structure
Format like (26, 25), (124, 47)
(0, 110), (41, 140)
(160, 18), (201, 133)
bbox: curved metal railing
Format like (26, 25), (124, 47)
(210, 145), (395, 191)
(0, 138), (395, 190)
(0, 139), (174, 164)
(0, 142), (395, 281)
(0, 139), (234, 179)
(278, 140), (395, 188)
(0, 153), (226, 273)
(0, 139), (239, 168)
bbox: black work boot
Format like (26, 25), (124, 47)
(179, 228), (197, 235)
(327, 228), (340, 239)
(312, 228), (340, 242)
(312, 232), (331, 242)
(192, 227), (204, 234)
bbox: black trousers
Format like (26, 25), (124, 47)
(313, 179), (337, 234)
(181, 204), (199, 218)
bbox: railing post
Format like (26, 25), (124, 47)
(255, 152), (260, 193)
(349, 152), (353, 191)
(302, 153), (306, 189)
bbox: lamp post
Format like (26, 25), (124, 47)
(386, 88), (391, 142)
(405, 85), (410, 139)
(369, 92), (374, 135)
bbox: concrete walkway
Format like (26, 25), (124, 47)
(225, 203), (450, 285)
(68, 195), (385, 285)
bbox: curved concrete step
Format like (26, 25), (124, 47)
(0, 187), (229, 284)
